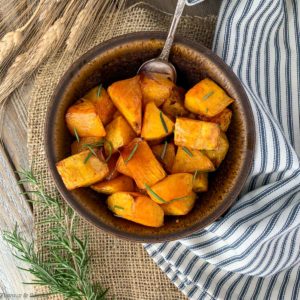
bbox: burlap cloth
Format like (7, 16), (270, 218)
(28, 3), (217, 299)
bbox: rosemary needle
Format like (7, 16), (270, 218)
(160, 141), (168, 160)
(73, 128), (80, 142)
(144, 184), (167, 203)
(113, 205), (124, 210)
(182, 146), (193, 157)
(124, 143), (139, 164)
(193, 170), (199, 182)
(84, 151), (93, 164)
(97, 83), (102, 97)
(202, 91), (214, 100)
(160, 111), (168, 133)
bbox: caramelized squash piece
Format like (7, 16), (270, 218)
(146, 173), (193, 204)
(174, 118), (220, 150)
(116, 156), (132, 177)
(151, 142), (176, 173)
(66, 99), (106, 137)
(162, 87), (188, 118)
(161, 192), (197, 216)
(185, 78), (234, 117)
(121, 139), (166, 189)
(71, 137), (102, 155)
(104, 116), (136, 154)
(106, 153), (120, 180)
(193, 172), (208, 192)
(91, 175), (134, 194)
(199, 108), (232, 132)
(172, 147), (215, 173)
(83, 86), (116, 125)
(141, 102), (174, 140)
(203, 132), (229, 168)
(56, 150), (109, 190)
(107, 193), (164, 227)
(140, 72), (174, 107)
(108, 75), (142, 134)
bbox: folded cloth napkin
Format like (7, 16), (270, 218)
(146, 0), (300, 298)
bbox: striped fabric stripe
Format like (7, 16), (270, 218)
(145, 0), (300, 298)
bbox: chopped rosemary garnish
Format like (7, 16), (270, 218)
(97, 83), (102, 97)
(104, 140), (113, 162)
(84, 151), (93, 164)
(144, 183), (167, 203)
(193, 170), (199, 182)
(202, 91), (214, 100)
(113, 205), (124, 210)
(160, 141), (168, 160)
(182, 146), (193, 157)
(74, 128), (80, 142)
(124, 143), (139, 164)
(160, 111), (168, 133)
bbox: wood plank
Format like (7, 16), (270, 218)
(0, 144), (34, 296)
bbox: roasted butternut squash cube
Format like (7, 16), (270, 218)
(141, 102), (174, 140)
(203, 132), (229, 168)
(174, 118), (220, 150)
(121, 139), (166, 189)
(172, 147), (215, 173)
(104, 116), (136, 154)
(146, 173), (193, 204)
(108, 75), (142, 134)
(71, 137), (102, 155)
(66, 99), (106, 137)
(91, 175), (135, 194)
(161, 192), (197, 215)
(56, 150), (109, 190)
(162, 87), (188, 118)
(107, 193), (164, 227)
(199, 108), (232, 132)
(151, 142), (176, 173)
(140, 72), (174, 107)
(193, 172), (208, 192)
(185, 78), (234, 117)
(116, 155), (132, 177)
(83, 86), (116, 125)
(106, 153), (120, 180)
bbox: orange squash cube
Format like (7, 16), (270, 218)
(140, 72), (174, 107)
(66, 99), (106, 137)
(174, 118), (220, 150)
(193, 172), (208, 192)
(104, 116), (136, 154)
(91, 175), (135, 194)
(199, 108), (232, 132)
(71, 137), (103, 155)
(151, 142), (176, 173)
(108, 75), (142, 134)
(203, 132), (229, 168)
(141, 102), (174, 140)
(107, 193), (164, 227)
(121, 139), (166, 189)
(185, 78), (234, 117)
(172, 147), (215, 173)
(56, 150), (109, 190)
(146, 173), (193, 204)
(161, 192), (197, 215)
(83, 86), (116, 125)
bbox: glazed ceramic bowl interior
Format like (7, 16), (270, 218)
(46, 32), (255, 242)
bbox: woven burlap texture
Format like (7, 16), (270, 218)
(28, 3), (216, 299)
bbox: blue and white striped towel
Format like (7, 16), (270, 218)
(146, 0), (300, 298)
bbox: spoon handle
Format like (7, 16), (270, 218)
(159, 0), (186, 61)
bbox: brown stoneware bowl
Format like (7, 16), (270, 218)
(45, 32), (255, 242)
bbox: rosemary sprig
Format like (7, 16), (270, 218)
(82, 139), (113, 163)
(202, 91), (214, 100)
(182, 146), (193, 157)
(144, 184), (167, 203)
(160, 111), (168, 133)
(124, 143), (139, 164)
(97, 83), (102, 98)
(3, 170), (108, 299)
(84, 151), (93, 164)
(74, 128), (80, 142)
(160, 141), (168, 160)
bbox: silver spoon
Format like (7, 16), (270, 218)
(138, 0), (186, 83)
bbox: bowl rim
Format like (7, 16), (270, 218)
(45, 31), (256, 243)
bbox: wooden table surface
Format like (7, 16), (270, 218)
(0, 0), (221, 297)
